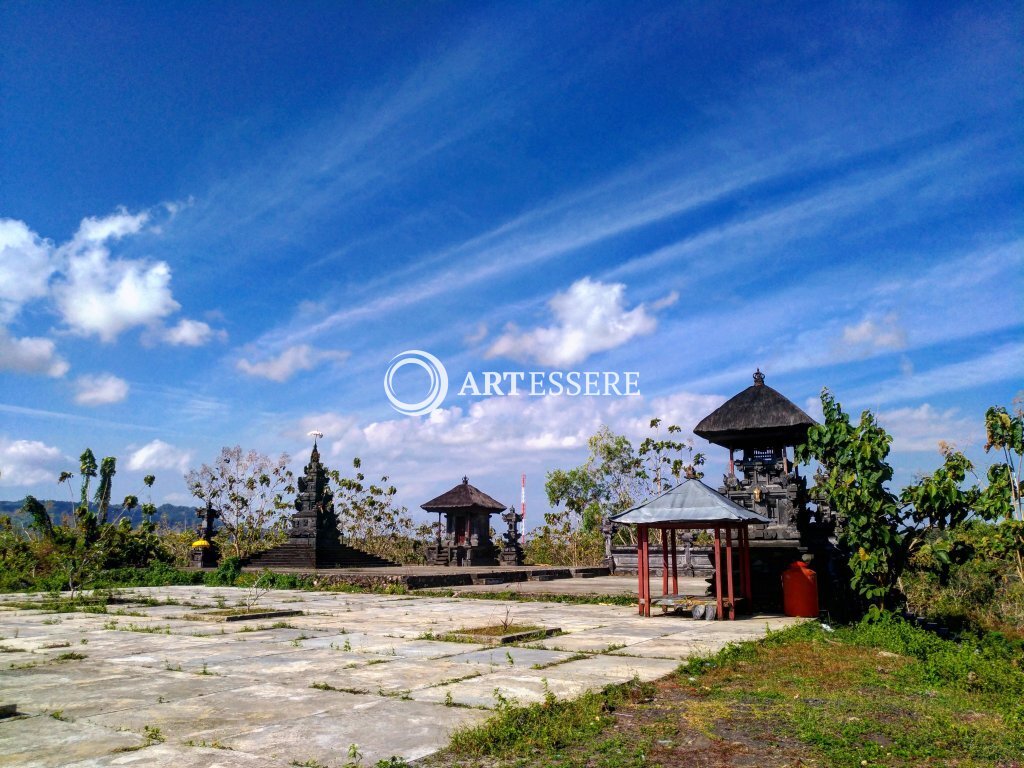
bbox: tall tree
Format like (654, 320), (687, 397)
(21, 495), (54, 540)
(546, 420), (705, 544)
(94, 457), (117, 525)
(330, 458), (420, 563)
(638, 418), (705, 492)
(982, 404), (1023, 522)
(797, 389), (1009, 611)
(78, 449), (97, 509)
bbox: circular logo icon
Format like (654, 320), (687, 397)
(384, 350), (448, 416)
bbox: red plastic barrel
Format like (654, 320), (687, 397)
(781, 561), (818, 618)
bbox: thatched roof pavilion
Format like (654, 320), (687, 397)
(694, 369), (816, 449)
(421, 477), (506, 566)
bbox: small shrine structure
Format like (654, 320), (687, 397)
(242, 438), (395, 569)
(422, 477), (505, 566)
(190, 502), (220, 568)
(612, 479), (769, 620)
(693, 369), (818, 543)
(499, 506), (525, 566)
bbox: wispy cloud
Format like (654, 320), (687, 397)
(236, 344), (349, 382)
(241, 117), (1006, 376)
(0, 403), (168, 434)
(850, 343), (1024, 408)
(877, 404), (980, 454)
(841, 314), (906, 355)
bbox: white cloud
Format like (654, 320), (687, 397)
(1, 209), (200, 344)
(72, 209), (148, 244)
(841, 313), (906, 354)
(803, 395), (825, 423)
(74, 374), (130, 406)
(801, 396), (980, 454)
(127, 439), (192, 474)
(877, 404), (980, 454)
(54, 218), (180, 341)
(237, 345), (349, 382)
(0, 328), (69, 377)
(0, 438), (65, 487)
(487, 278), (657, 366)
(0, 218), (56, 323)
(162, 318), (226, 346)
(617, 390), (726, 439)
(296, 411), (363, 444)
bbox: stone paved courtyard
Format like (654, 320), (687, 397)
(0, 586), (802, 767)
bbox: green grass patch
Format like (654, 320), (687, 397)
(428, 616), (1024, 767)
(54, 651), (87, 661)
(442, 677), (654, 762)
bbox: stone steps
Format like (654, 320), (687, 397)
(241, 541), (396, 569)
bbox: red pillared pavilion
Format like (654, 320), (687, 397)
(611, 478), (769, 620)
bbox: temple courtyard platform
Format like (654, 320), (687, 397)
(0, 586), (801, 767)
(239, 563), (613, 590)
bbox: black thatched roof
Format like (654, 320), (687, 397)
(693, 370), (817, 449)
(420, 476), (506, 513)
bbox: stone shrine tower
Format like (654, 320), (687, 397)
(242, 438), (395, 570)
(288, 439), (340, 545)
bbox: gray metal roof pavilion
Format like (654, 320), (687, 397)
(612, 478), (770, 526)
(615, 479), (766, 621)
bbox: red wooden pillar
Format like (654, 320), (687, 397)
(712, 526), (723, 620)
(661, 527), (669, 596)
(725, 526), (735, 620)
(636, 525), (645, 615)
(742, 525), (753, 610)
(641, 526), (651, 617)
(741, 528), (749, 606)
(670, 528), (678, 595)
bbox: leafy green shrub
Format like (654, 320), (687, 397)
(204, 556), (242, 586)
(845, 613), (1024, 698)
(903, 521), (1024, 635)
(89, 564), (204, 589)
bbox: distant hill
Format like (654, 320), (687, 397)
(0, 499), (198, 531)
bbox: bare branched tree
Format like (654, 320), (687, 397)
(185, 446), (295, 559)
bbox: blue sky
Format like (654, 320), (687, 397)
(1, 2), (1021, 522)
